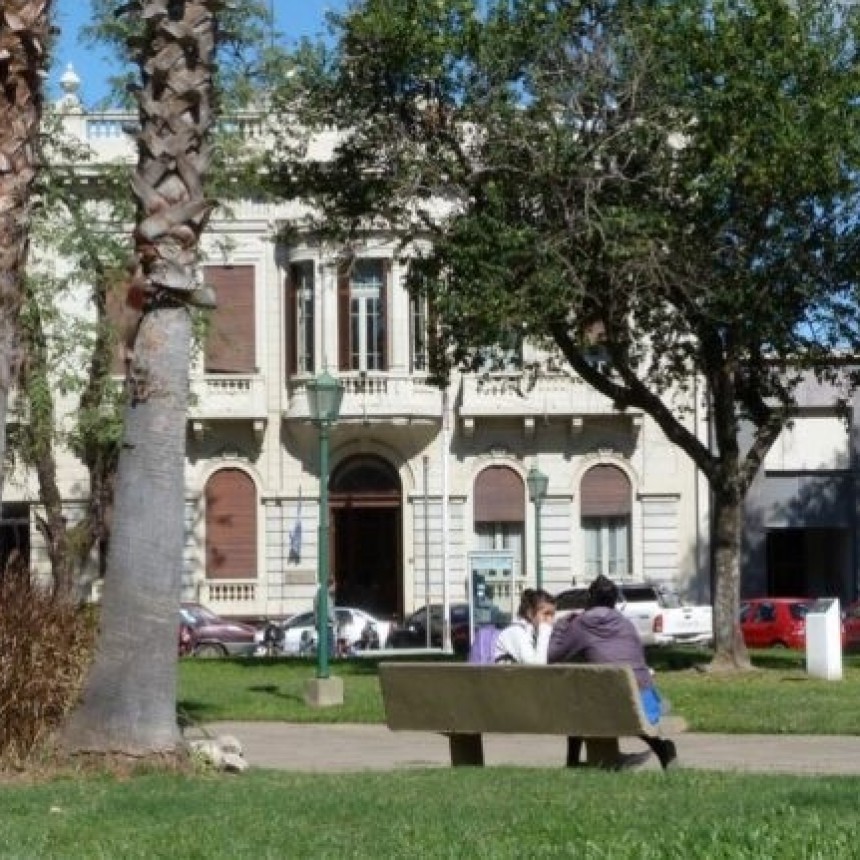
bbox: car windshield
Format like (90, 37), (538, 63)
(287, 612), (313, 628)
(556, 590), (588, 611)
(619, 586), (658, 603)
(181, 604), (220, 624)
(790, 603), (812, 620)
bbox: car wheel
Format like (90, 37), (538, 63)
(771, 641), (788, 649)
(194, 642), (227, 658)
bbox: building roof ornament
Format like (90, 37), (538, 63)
(56, 63), (83, 114)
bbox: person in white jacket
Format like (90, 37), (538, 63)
(494, 588), (556, 664)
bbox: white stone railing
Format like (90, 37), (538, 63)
(460, 371), (639, 419)
(201, 579), (257, 607)
(285, 372), (444, 423)
(189, 374), (266, 421)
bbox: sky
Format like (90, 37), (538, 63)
(51, 0), (348, 107)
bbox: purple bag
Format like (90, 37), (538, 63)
(468, 625), (501, 664)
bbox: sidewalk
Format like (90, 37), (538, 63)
(195, 721), (860, 775)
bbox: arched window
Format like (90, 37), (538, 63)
(205, 468), (257, 579)
(473, 466), (524, 576)
(580, 465), (632, 579)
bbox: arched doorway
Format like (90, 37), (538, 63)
(330, 455), (401, 618)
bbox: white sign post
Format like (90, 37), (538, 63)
(806, 598), (842, 681)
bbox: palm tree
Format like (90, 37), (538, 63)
(0, 1), (54, 503)
(61, 0), (218, 756)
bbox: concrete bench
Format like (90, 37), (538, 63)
(379, 661), (662, 767)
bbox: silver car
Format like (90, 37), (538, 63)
(278, 607), (392, 655)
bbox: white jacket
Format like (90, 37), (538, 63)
(494, 617), (552, 664)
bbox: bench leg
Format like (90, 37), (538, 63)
(584, 738), (620, 769)
(448, 733), (484, 766)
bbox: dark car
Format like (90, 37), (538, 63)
(739, 598), (814, 650)
(388, 602), (508, 655)
(179, 602), (258, 658)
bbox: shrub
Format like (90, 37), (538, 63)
(0, 562), (96, 764)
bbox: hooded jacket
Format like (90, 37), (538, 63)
(547, 606), (653, 689)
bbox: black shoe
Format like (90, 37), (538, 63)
(654, 738), (678, 770)
(614, 750), (652, 771)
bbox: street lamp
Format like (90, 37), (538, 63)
(527, 465), (549, 591)
(305, 369), (344, 706)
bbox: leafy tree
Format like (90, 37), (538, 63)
(271, 0), (860, 668)
(11, 128), (130, 600)
(0, 1), (55, 504)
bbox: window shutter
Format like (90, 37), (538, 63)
(286, 265), (298, 377)
(380, 259), (390, 371)
(105, 280), (142, 376)
(474, 466), (525, 523)
(205, 468), (257, 579)
(580, 465), (631, 517)
(204, 265), (255, 373)
(338, 264), (350, 371)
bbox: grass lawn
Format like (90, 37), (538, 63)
(179, 649), (860, 735)
(2, 768), (858, 859)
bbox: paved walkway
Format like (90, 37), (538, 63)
(194, 721), (860, 775)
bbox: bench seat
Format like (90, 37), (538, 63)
(379, 661), (661, 767)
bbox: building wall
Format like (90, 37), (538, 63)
(11, 93), (712, 621)
(742, 379), (860, 602)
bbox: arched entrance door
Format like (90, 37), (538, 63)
(330, 455), (401, 618)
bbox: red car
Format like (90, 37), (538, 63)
(841, 602), (860, 651)
(739, 598), (814, 650)
(179, 602), (259, 658)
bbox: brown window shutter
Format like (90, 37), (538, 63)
(580, 465), (631, 517)
(204, 265), (255, 373)
(338, 265), (350, 371)
(105, 280), (139, 376)
(205, 468), (257, 580)
(474, 466), (525, 523)
(380, 259), (390, 371)
(286, 265), (298, 377)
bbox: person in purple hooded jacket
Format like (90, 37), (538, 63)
(548, 574), (678, 770)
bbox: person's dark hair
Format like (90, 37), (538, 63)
(586, 575), (618, 609)
(517, 588), (555, 620)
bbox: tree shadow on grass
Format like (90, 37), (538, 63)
(645, 646), (713, 672)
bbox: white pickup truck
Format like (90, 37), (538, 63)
(555, 581), (713, 647)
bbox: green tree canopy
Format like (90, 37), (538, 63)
(272, 0), (860, 667)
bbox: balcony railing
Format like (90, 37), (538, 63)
(460, 372), (643, 420)
(199, 579), (258, 617)
(189, 374), (266, 421)
(285, 372), (443, 424)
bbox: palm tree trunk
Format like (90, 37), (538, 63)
(61, 0), (217, 756)
(0, 1), (54, 503)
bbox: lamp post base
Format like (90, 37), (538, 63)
(304, 676), (344, 708)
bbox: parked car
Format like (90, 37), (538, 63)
(275, 606), (392, 655)
(842, 601), (860, 650)
(739, 598), (814, 650)
(387, 602), (509, 654)
(179, 602), (259, 658)
(555, 581), (713, 646)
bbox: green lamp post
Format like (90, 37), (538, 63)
(305, 370), (344, 701)
(527, 465), (549, 591)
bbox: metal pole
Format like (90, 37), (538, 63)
(441, 388), (452, 652)
(423, 455), (431, 648)
(535, 498), (543, 591)
(316, 421), (331, 679)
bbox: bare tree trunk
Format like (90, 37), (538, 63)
(0, 1), (53, 503)
(60, 308), (191, 754)
(710, 488), (752, 670)
(60, 0), (217, 756)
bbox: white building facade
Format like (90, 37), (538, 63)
(2, 74), (712, 623)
